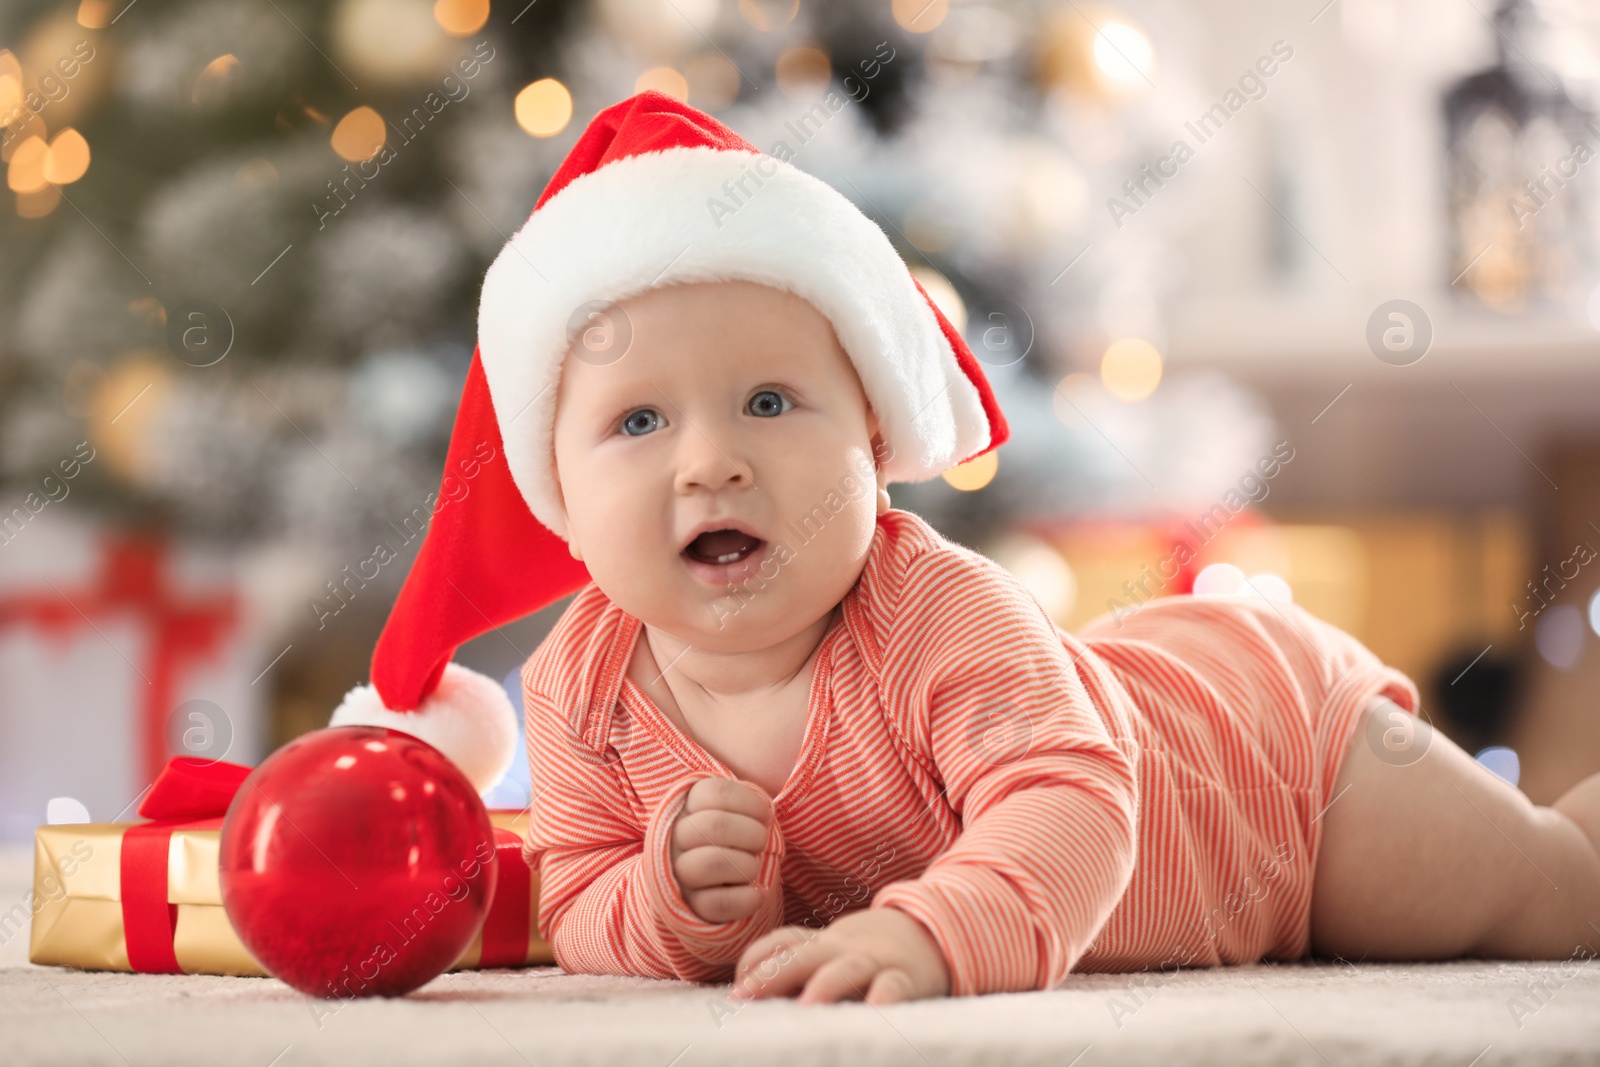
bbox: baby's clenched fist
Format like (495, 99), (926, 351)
(668, 777), (774, 923)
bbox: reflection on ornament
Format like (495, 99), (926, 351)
(892, 0), (948, 33)
(635, 66), (688, 102)
(332, 106), (388, 162)
(738, 0), (798, 32)
(684, 52), (739, 111)
(515, 78), (571, 137)
(1100, 338), (1162, 401)
(88, 354), (175, 488)
(942, 449), (998, 492)
(775, 45), (830, 102)
(1590, 586), (1600, 637)
(434, 0), (489, 36)
(334, 0), (454, 85)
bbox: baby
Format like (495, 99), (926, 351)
(336, 91), (1600, 1005)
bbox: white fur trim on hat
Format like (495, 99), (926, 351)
(329, 662), (517, 795)
(475, 144), (993, 541)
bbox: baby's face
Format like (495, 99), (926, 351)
(552, 279), (887, 651)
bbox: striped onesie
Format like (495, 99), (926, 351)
(521, 507), (1420, 996)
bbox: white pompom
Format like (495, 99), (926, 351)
(329, 662), (517, 795)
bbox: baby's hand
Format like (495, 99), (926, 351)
(731, 907), (952, 1005)
(668, 777), (774, 923)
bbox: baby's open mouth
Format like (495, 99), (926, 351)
(682, 528), (765, 565)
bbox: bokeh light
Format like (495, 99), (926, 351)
(1092, 20), (1154, 87)
(1247, 573), (1293, 602)
(738, 0), (798, 31)
(991, 534), (1077, 619)
(515, 78), (573, 137)
(44, 128), (90, 184)
(331, 106), (387, 162)
(1534, 603), (1584, 670)
(1193, 562), (1247, 597)
(7, 136), (50, 193)
(892, 0), (948, 33)
(1473, 746), (1520, 788)
(434, 0), (489, 36)
(910, 266), (967, 333)
(1100, 337), (1163, 401)
(684, 52), (740, 110)
(942, 449), (999, 491)
(635, 66), (689, 102)
(776, 45), (831, 101)
(192, 54), (240, 107)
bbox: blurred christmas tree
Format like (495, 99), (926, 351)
(1, 0), (1276, 557)
(0, 0), (595, 548)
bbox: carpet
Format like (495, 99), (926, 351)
(5, 847), (1598, 1066)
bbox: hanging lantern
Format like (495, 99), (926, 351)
(1442, 0), (1599, 313)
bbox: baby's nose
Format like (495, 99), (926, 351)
(673, 423), (755, 492)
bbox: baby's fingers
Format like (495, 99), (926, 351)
(796, 953), (880, 1004)
(732, 927), (814, 999)
(685, 884), (763, 923)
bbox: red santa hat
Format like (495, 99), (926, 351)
(329, 89), (1011, 793)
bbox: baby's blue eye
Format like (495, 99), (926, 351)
(620, 408), (661, 436)
(749, 389), (792, 417)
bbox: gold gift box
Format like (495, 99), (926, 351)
(28, 812), (554, 977)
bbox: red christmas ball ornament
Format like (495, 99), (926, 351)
(219, 725), (499, 998)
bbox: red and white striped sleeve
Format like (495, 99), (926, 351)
(521, 665), (788, 982)
(869, 547), (1140, 996)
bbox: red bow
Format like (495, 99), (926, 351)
(120, 758), (252, 973)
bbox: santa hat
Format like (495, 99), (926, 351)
(330, 89), (1011, 793)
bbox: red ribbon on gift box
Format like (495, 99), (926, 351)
(117, 756), (530, 974)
